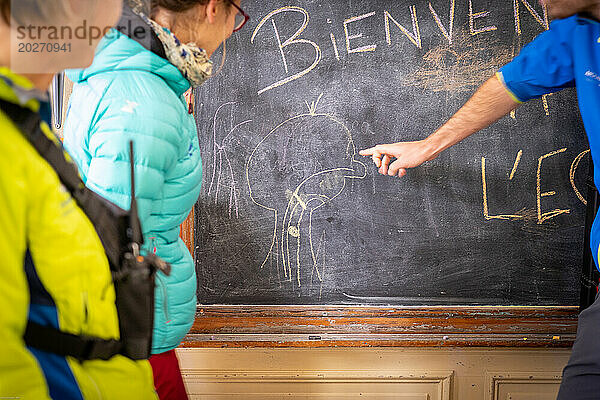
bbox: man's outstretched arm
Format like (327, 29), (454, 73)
(360, 74), (520, 177)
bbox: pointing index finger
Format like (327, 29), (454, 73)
(359, 147), (376, 156)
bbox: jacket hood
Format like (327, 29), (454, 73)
(66, 6), (190, 97)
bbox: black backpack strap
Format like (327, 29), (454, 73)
(0, 98), (125, 269)
(24, 321), (122, 361)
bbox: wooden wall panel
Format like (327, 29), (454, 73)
(486, 372), (562, 400)
(183, 370), (452, 400)
(177, 348), (571, 400)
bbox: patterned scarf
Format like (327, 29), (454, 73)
(127, 0), (213, 88)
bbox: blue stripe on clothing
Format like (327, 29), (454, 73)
(25, 251), (84, 400)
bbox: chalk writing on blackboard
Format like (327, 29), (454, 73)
(384, 8), (421, 49)
(329, 33), (341, 61)
(195, 0), (585, 306)
(251, 6), (321, 95)
(251, 1), (548, 95)
(428, 0), (455, 44)
(537, 148), (570, 224)
(246, 96), (367, 290)
(513, 0), (549, 35)
(509, 150), (523, 180)
(207, 102), (252, 217)
(345, 12), (378, 53)
(570, 149), (591, 205)
(481, 156), (525, 221)
(469, 0), (497, 35)
(481, 148), (589, 224)
(541, 93), (555, 116)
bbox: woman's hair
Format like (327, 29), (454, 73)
(151, 0), (210, 13)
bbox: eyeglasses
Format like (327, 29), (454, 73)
(228, 1), (250, 33)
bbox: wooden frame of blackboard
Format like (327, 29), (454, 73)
(180, 215), (578, 348)
(183, 305), (577, 348)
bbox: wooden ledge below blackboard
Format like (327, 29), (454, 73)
(182, 305), (579, 348)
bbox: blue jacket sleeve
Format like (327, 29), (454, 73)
(498, 16), (577, 102)
(85, 99), (183, 238)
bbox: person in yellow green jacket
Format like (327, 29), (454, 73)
(0, 1), (157, 399)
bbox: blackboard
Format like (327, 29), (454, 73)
(193, 0), (589, 306)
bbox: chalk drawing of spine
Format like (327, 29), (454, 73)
(246, 95), (367, 288)
(207, 102), (252, 217)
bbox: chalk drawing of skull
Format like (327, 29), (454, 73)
(246, 97), (367, 288)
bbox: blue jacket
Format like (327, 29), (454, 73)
(63, 29), (202, 354)
(498, 15), (600, 266)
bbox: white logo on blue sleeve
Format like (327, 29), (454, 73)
(585, 70), (600, 84)
(121, 100), (139, 114)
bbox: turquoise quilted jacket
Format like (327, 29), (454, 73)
(63, 29), (202, 354)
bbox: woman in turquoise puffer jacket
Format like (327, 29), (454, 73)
(63, 0), (249, 398)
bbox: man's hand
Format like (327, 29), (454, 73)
(359, 140), (438, 178)
(359, 75), (520, 178)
